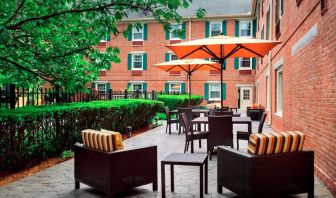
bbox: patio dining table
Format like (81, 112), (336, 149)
(192, 116), (252, 133)
(170, 109), (209, 114)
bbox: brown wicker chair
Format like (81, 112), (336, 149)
(217, 146), (314, 198)
(207, 115), (233, 160)
(180, 113), (209, 153)
(74, 143), (158, 197)
(178, 108), (192, 135)
(215, 111), (233, 116)
(236, 113), (267, 150)
(164, 106), (179, 134)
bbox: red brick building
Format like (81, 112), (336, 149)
(94, 0), (258, 110)
(254, 0), (335, 194)
(95, 0), (336, 194)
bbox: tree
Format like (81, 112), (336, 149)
(0, 0), (205, 90)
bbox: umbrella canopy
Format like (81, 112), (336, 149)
(166, 35), (281, 109)
(154, 59), (220, 106)
(167, 35), (281, 59)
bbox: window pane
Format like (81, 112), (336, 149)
(210, 23), (221, 37)
(133, 84), (142, 91)
(240, 21), (251, 36)
(170, 83), (181, 93)
(171, 54), (178, 61)
(243, 89), (250, 100)
(133, 55), (143, 69)
(210, 84), (220, 99)
(171, 24), (182, 39)
(240, 58), (251, 68)
(132, 27), (143, 40)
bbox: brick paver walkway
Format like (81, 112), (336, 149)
(0, 117), (333, 198)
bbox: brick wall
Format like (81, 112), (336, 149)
(256, 0), (336, 194)
(96, 19), (256, 107)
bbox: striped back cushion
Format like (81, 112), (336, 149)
(101, 129), (124, 150)
(81, 129), (114, 152)
(248, 131), (305, 155)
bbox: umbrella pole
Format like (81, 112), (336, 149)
(188, 72), (191, 107)
(220, 61), (224, 110)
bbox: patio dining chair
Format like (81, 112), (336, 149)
(164, 106), (179, 134)
(207, 115), (233, 160)
(180, 113), (209, 153)
(178, 108), (192, 135)
(236, 113), (267, 150)
(215, 111), (233, 116)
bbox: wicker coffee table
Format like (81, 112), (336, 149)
(161, 153), (208, 198)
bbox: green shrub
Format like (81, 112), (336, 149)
(0, 99), (163, 171)
(157, 94), (203, 110)
(61, 150), (74, 160)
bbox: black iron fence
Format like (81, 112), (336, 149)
(0, 84), (184, 109)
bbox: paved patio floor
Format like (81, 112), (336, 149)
(0, 118), (333, 198)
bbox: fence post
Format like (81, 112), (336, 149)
(144, 90), (147, 99)
(109, 89), (112, 100)
(9, 84), (16, 109)
(124, 89), (128, 99)
(151, 90), (155, 100)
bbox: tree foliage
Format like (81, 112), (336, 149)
(0, 0), (205, 90)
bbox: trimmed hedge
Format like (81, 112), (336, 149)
(157, 94), (203, 110)
(0, 99), (163, 171)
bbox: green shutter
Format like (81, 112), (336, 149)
(234, 58), (239, 69)
(106, 33), (111, 41)
(205, 58), (210, 61)
(143, 83), (147, 92)
(106, 83), (110, 92)
(204, 83), (209, 100)
(235, 20), (239, 37)
(223, 60), (227, 70)
(253, 20), (257, 37)
(128, 53), (132, 70)
(127, 28), (132, 41)
(252, 58), (257, 69)
(222, 83), (227, 100)
(281, 0), (284, 15)
(165, 29), (170, 40)
(181, 83), (186, 94)
(165, 83), (169, 93)
(91, 83), (96, 89)
(222, 21), (227, 36)
(182, 22), (186, 39)
(143, 23), (148, 40)
(205, 21), (210, 38)
(143, 53), (147, 70)
(165, 53), (170, 61)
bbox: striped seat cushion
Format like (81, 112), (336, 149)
(81, 129), (114, 152)
(248, 131), (305, 155)
(101, 129), (124, 150)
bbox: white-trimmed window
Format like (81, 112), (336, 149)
(96, 83), (106, 94)
(210, 22), (222, 37)
(132, 54), (143, 70)
(209, 83), (221, 101)
(132, 26), (143, 41)
(239, 58), (252, 70)
(266, 75), (270, 110)
(239, 21), (252, 37)
(256, 82), (259, 103)
(276, 67), (283, 116)
(170, 54), (178, 61)
(169, 83), (181, 94)
(170, 24), (182, 40)
(132, 83), (143, 92)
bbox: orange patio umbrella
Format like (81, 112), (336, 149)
(167, 35), (281, 109)
(154, 59), (220, 105)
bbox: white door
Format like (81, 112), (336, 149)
(240, 87), (253, 110)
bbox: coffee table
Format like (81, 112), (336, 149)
(161, 153), (208, 198)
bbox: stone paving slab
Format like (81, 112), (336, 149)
(0, 118), (333, 198)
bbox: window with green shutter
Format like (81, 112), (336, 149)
(205, 21), (210, 38)
(222, 21), (227, 36)
(204, 83), (209, 100)
(165, 83), (169, 93)
(234, 58), (239, 69)
(106, 83), (110, 92)
(235, 20), (240, 37)
(252, 58), (257, 69)
(143, 53), (147, 70)
(181, 83), (186, 94)
(127, 28), (132, 41)
(253, 20), (257, 37)
(222, 83), (227, 100)
(165, 53), (170, 61)
(143, 83), (147, 92)
(144, 24), (148, 40)
(182, 22), (186, 39)
(127, 53), (132, 70)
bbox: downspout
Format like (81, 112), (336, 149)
(268, 0), (273, 126)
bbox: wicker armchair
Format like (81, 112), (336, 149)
(247, 107), (264, 121)
(164, 106), (179, 134)
(74, 143), (158, 197)
(217, 146), (314, 198)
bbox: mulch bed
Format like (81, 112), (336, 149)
(0, 125), (153, 187)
